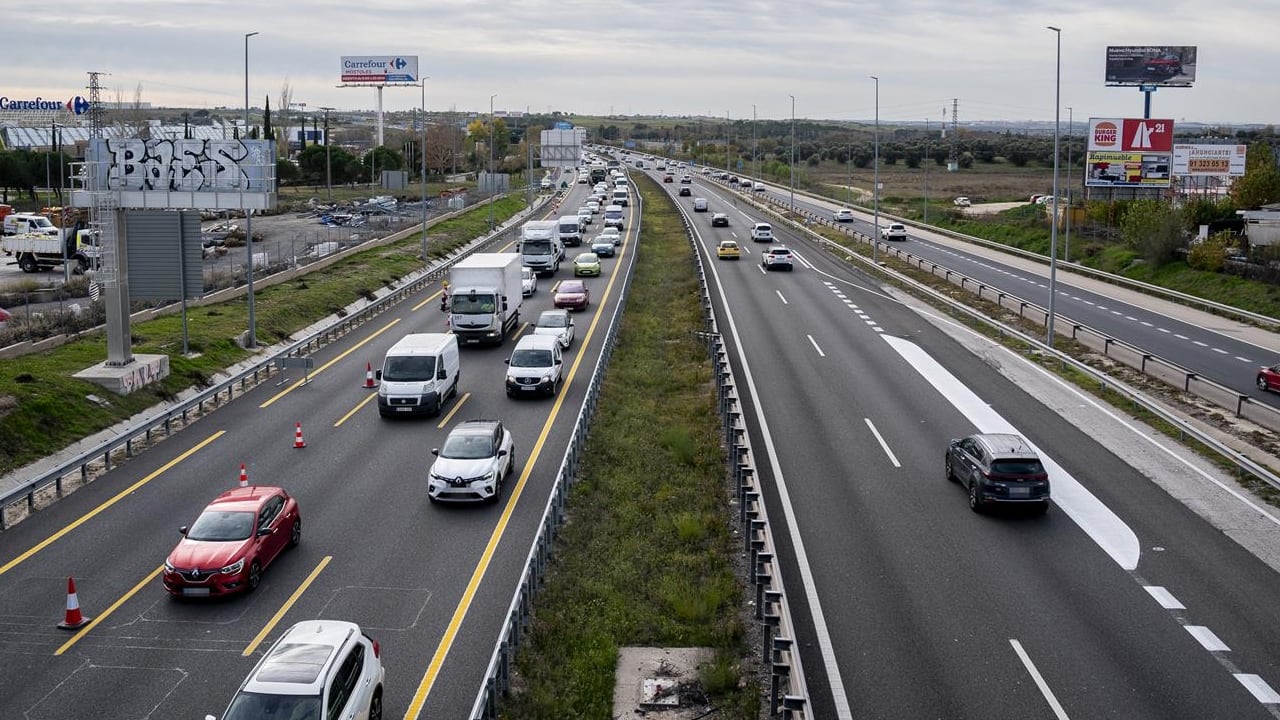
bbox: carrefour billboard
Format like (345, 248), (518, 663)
(340, 56), (419, 84)
(1085, 117), (1175, 188)
(1105, 46), (1197, 87)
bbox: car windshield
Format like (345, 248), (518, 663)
(187, 510), (255, 541)
(522, 269), (533, 280)
(441, 433), (494, 459)
(559, 282), (585, 294)
(510, 349), (553, 368)
(537, 313), (567, 329)
(450, 292), (497, 315)
(383, 355), (435, 382)
(576, 254), (597, 263)
(223, 691), (322, 720)
(991, 459), (1045, 474)
(523, 239), (553, 254)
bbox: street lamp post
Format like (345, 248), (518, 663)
(319, 106), (334, 203)
(488, 94), (496, 232)
(1047, 26), (1062, 347)
(1065, 106), (1073, 263)
(725, 111), (731, 180)
(788, 95), (796, 216)
(871, 75), (880, 264)
(924, 118), (930, 224)
(421, 78), (430, 263)
(752, 104), (758, 184)
(244, 30), (259, 349)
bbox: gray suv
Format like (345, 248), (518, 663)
(945, 433), (1050, 514)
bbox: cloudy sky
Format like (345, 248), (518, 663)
(5, 0), (1278, 125)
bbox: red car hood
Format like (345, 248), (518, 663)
(167, 538), (252, 570)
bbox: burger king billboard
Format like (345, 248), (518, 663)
(1086, 117), (1175, 188)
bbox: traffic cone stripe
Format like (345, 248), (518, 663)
(57, 576), (91, 630)
(239, 463), (248, 487)
(293, 422), (307, 449)
(363, 362), (377, 389)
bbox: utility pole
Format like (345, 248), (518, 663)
(871, 76), (880, 264)
(1065, 106), (1073, 262)
(924, 118), (930, 224)
(319, 106), (334, 203)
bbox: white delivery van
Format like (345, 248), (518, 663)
(376, 333), (460, 417)
(504, 334), (564, 397)
(611, 187), (629, 207)
(558, 215), (584, 247)
(603, 204), (626, 230)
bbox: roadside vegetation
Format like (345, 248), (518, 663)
(500, 174), (758, 718)
(0, 195), (527, 477)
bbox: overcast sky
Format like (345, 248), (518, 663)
(5, 0), (1277, 126)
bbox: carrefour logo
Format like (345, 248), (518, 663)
(0, 95), (89, 114)
(392, 57), (407, 70)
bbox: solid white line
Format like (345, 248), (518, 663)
(1235, 674), (1280, 704)
(776, 289), (788, 304)
(1185, 625), (1230, 652)
(864, 418), (901, 468)
(1010, 639), (1071, 720)
(807, 335), (826, 357)
(1143, 585), (1186, 610)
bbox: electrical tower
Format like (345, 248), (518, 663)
(948, 98), (959, 171)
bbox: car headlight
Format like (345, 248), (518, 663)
(164, 561), (175, 573)
(542, 372), (555, 383)
(220, 559), (245, 575)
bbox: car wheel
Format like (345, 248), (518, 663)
(247, 560), (262, 591)
(18, 255), (39, 273)
(945, 456), (955, 482)
(289, 519), (301, 547)
(967, 481), (983, 513)
(1258, 375), (1270, 392)
(369, 687), (383, 720)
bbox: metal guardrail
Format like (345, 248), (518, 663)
(743, 188), (1280, 495)
(0, 194), (558, 529)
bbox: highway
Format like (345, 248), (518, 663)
(0, 179), (633, 719)
(745, 180), (1280, 407)
(635, 159), (1280, 719)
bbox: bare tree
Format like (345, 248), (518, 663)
(278, 80), (293, 154)
(109, 82), (149, 138)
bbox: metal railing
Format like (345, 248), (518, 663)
(0, 194), (558, 529)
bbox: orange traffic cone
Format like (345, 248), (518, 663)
(57, 576), (91, 630)
(239, 463), (249, 487)
(363, 362), (377, 389)
(293, 422), (307, 449)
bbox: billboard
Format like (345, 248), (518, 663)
(1172, 144), (1247, 176)
(340, 55), (419, 84)
(1086, 117), (1174, 188)
(1105, 45), (1197, 87)
(73, 138), (277, 210)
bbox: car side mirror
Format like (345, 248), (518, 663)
(258, 527), (274, 537)
(498, 449), (508, 457)
(374, 369), (382, 380)
(431, 448), (439, 456)
(179, 526), (188, 535)
(504, 358), (510, 365)
(437, 366), (447, 380)
(206, 715), (218, 720)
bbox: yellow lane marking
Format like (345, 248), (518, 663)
(260, 318), (402, 409)
(55, 565), (164, 655)
(334, 391), (380, 427)
(411, 289), (444, 312)
(243, 555), (332, 656)
(402, 212), (632, 719)
(512, 321), (529, 340)
(0, 431), (225, 579)
(436, 392), (471, 429)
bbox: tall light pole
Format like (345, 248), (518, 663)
(487, 93), (496, 232)
(923, 118), (930, 224)
(319, 106), (334, 203)
(420, 78), (430, 264)
(1047, 26), (1062, 347)
(871, 75), (880, 264)
(788, 94), (796, 215)
(244, 30), (259, 349)
(752, 104), (758, 183)
(725, 111), (731, 179)
(1065, 105), (1073, 263)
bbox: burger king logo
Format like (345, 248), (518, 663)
(1093, 121), (1118, 148)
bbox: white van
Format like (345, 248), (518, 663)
(603, 204), (626, 230)
(558, 215), (584, 247)
(376, 333), (460, 417)
(611, 187), (629, 207)
(505, 334), (564, 397)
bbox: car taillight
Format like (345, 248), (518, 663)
(372, 638), (381, 658)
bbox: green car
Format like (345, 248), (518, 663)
(573, 252), (601, 277)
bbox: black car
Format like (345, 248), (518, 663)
(678, 186), (692, 196)
(946, 433), (1050, 514)
(710, 213), (729, 227)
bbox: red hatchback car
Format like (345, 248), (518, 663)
(1257, 364), (1280, 393)
(163, 486), (301, 597)
(553, 280), (590, 311)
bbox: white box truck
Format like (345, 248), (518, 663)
(376, 333), (461, 417)
(448, 252), (523, 346)
(519, 219), (562, 275)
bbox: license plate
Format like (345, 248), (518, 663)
(183, 587), (211, 597)
(396, 407), (412, 413)
(1009, 487), (1031, 498)
(521, 386), (536, 391)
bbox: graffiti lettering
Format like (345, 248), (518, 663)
(103, 139), (267, 193)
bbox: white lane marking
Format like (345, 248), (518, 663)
(1193, 340), (1209, 347)
(1213, 348), (1229, 355)
(1140, 321), (1154, 327)
(1010, 639), (1071, 720)
(1185, 626), (1230, 652)
(1144, 585), (1186, 610)
(1236, 356), (1253, 363)
(698, 225), (851, 719)
(1158, 328), (1171, 333)
(864, 418), (901, 468)
(1235, 674), (1280, 704)
(776, 290), (788, 304)
(884, 335), (1141, 569)
(808, 335), (826, 357)
(1175, 334), (1189, 340)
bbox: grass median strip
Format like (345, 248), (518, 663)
(500, 175), (758, 718)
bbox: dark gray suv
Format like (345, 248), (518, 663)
(945, 433), (1050, 514)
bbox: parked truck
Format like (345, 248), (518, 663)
(0, 228), (100, 274)
(519, 219), (563, 276)
(3, 213), (62, 238)
(447, 252), (523, 346)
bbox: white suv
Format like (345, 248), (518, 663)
(750, 222), (773, 242)
(210, 620), (385, 720)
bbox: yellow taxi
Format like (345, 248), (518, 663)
(716, 240), (741, 260)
